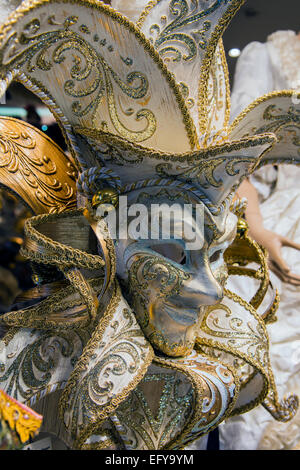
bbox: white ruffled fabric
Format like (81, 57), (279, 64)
(230, 30), (300, 120)
(230, 41), (274, 119)
(110, 0), (150, 23)
(219, 31), (300, 450)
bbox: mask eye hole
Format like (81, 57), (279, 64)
(209, 249), (222, 264)
(180, 254), (187, 265)
(151, 243), (186, 264)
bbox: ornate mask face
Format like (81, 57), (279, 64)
(115, 188), (237, 356)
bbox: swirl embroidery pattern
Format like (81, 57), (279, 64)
(115, 367), (194, 450)
(256, 105), (300, 156)
(0, 328), (88, 403)
(155, 156), (257, 189)
(145, 0), (229, 63)
(1, 14), (157, 143)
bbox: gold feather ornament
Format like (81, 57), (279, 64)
(0, 389), (42, 445)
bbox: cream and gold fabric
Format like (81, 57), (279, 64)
(0, 1), (298, 450)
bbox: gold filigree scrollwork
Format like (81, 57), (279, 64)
(155, 156), (255, 189)
(152, 354), (238, 450)
(145, 0), (230, 64)
(0, 126), (76, 213)
(2, 14), (157, 143)
(128, 255), (192, 356)
(128, 255), (190, 312)
(200, 301), (268, 365)
(0, 329), (89, 402)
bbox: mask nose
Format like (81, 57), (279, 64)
(179, 263), (224, 309)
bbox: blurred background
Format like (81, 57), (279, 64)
(223, 0), (300, 83)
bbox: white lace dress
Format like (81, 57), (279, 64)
(219, 30), (300, 450)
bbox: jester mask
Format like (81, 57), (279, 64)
(0, 0), (298, 450)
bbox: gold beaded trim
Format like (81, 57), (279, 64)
(0, 210), (108, 330)
(219, 38), (231, 129)
(21, 210), (105, 270)
(0, 276), (105, 331)
(224, 224), (270, 311)
(197, 0), (245, 135)
(76, 125), (276, 162)
(136, 0), (162, 29)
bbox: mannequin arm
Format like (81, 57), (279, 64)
(237, 179), (300, 285)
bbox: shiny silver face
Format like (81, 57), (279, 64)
(115, 188), (237, 357)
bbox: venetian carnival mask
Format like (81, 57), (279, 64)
(0, 0), (299, 450)
(114, 188), (237, 356)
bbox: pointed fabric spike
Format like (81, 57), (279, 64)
(76, 126), (276, 207)
(203, 39), (231, 145)
(0, 117), (77, 214)
(229, 91), (300, 168)
(0, 0), (196, 159)
(137, 0), (245, 138)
